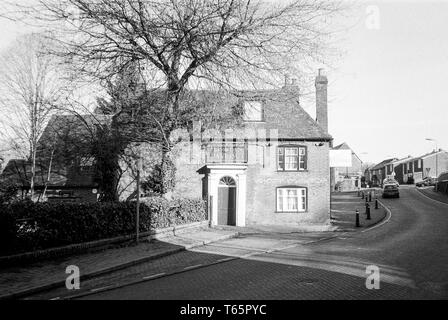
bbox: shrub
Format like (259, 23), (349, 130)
(0, 180), (19, 205)
(0, 197), (206, 256)
(0, 207), (17, 255)
(141, 158), (176, 195)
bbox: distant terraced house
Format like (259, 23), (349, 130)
(366, 149), (448, 186)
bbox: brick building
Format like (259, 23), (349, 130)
(0, 158), (99, 202)
(397, 150), (448, 184)
(369, 158), (397, 186)
(171, 70), (332, 228)
(332, 142), (363, 191)
(14, 70), (333, 228)
(391, 156), (413, 184)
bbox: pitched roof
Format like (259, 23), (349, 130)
(419, 149), (447, 160)
(40, 114), (112, 143)
(333, 142), (351, 150)
(41, 89), (332, 143)
(370, 158), (397, 171)
(391, 156), (414, 165)
(233, 90), (332, 141)
(332, 142), (363, 163)
(0, 159), (97, 188)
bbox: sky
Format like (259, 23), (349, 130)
(0, 0), (447, 164)
(326, 0), (448, 164)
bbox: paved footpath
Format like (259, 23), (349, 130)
(72, 186), (447, 300)
(417, 186), (448, 204)
(15, 191), (392, 300)
(330, 189), (386, 231)
(0, 228), (238, 299)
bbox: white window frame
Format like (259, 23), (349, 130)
(276, 187), (307, 213)
(277, 146), (307, 171)
(243, 101), (263, 122)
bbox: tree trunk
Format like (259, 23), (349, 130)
(42, 148), (55, 201)
(30, 146), (36, 200)
(160, 149), (176, 199)
(96, 119), (125, 202)
(97, 141), (121, 202)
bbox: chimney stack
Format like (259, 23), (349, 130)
(315, 68), (328, 133)
(283, 74), (299, 90)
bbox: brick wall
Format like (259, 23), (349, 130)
(173, 140), (331, 227)
(172, 141), (203, 199)
(245, 140), (330, 226)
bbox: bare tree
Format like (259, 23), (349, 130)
(0, 34), (70, 199)
(14, 0), (342, 197)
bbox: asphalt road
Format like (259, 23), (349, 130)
(32, 186), (448, 300)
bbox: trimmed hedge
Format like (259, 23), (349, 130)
(0, 197), (206, 256)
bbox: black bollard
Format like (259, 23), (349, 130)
(375, 199), (379, 210)
(368, 192), (372, 202)
(361, 192), (365, 199)
(366, 203), (371, 220)
(365, 196), (368, 204)
(356, 209), (361, 227)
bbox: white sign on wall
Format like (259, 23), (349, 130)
(330, 150), (352, 168)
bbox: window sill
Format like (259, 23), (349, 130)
(277, 170), (308, 173)
(275, 211), (308, 214)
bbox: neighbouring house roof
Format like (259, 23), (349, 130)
(370, 158), (397, 171)
(332, 142), (362, 163)
(389, 150), (448, 164)
(39, 113), (112, 144)
(391, 156), (414, 166)
(333, 142), (350, 150)
(0, 159), (97, 189)
(419, 149), (447, 160)
(41, 89), (332, 146)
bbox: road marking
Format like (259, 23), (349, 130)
(50, 297), (60, 300)
(216, 257), (234, 263)
(267, 244), (298, 253)
(207, 243), (270, 252)
(90, 285), (112, 293)
(361, 199), (392, 233)
(241, 253), (258, 259)
(142, 273), (166, 280)
(183, 264), (202, 270)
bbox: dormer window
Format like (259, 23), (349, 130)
(243, 100), (263, 122)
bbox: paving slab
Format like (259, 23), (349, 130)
(0, 227), (238, 299)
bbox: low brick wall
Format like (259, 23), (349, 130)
(0, 220), (209, 268)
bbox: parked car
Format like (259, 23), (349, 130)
(382, 183), (400, 198)
(382, 178), (399, 187)
(416, 177), (438, 187)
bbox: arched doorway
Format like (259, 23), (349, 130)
(218, 176), (237, 226)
